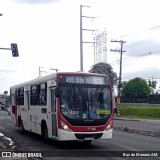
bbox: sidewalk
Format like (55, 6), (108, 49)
(0, 141), (7, 150)
(0, 134), (28, 160)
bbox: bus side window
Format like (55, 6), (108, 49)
(12, 93), (16, 105)
(30, 85), (38, 105)
(39, 83), (47, 106)
(15, 89), (19, 105)
(15, 88), (24, 105)
(19, 87), (24, 105)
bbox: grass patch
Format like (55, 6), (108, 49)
(120, 106), (160, 119)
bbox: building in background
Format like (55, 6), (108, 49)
(0, 94), (5, 105)
(93, 30), (107, 64)
(0, 94), (10, 106)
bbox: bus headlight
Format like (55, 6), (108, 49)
(105, 120), (113, 131)
(60, 121), (72, 132)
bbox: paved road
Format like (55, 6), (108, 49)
(114, 117), (160, 132)
(0, 111), (160, 160)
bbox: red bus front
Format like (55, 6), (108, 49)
(55, 73), (114, 142)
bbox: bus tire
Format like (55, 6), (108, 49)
(19, 119), (25, 134)
(42, 124), (50, 144)
(83, 140), (92, 144)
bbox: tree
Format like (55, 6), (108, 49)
(121, 77), (151, 98)
(122, 81), (127, 88)
(89, 62), (118, 87)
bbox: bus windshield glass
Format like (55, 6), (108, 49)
(59, 85), (111, 120)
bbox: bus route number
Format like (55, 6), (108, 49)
(66, 77), (74, 83)
(66, 77), (84, 83)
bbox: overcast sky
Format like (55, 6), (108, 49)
(1, 0), (160, 94)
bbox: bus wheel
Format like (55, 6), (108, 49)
(44, 126), (50, 143)
(19, 119), (25, 134)
(83, 140), (92, 144)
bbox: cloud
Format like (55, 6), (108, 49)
(121, 27), (160, 57)
(0, 69), (16, 73)
(13, 0), (62, 4)
(122, 67), (160, 80)
(124, 40), (160, 57)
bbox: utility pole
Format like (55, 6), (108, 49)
(50, 68), (59, 73)
(110, 40), (126, 97)
(80, 5), (96, 71)
(110, 40), (126, 116)
(38, 67), (47, 77)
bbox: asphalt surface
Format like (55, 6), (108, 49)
(114, 117), (160, 138)
(0, 116), (160, 160)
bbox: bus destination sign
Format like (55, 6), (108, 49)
(59, 75), (109, 85)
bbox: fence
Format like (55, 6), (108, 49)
(120, 95), (160, 104)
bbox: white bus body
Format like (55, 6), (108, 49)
(10, 72), (114, 143)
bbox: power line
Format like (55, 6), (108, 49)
(112, 24), (160, 52)
(124, 39), (155, 49)
(123, 50), (160, 62)
(120, 24), (160, 38)
(110, 50), (160, 65)
(116, 35), (158, 50)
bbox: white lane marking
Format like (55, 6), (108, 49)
(0, 116), (11, 119)
(6, 116), (11, 119)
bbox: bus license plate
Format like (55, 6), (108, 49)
(84, 137), (94, 140)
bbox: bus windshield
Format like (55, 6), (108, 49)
(59, 85), (111, 120)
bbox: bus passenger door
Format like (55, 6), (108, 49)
(25, 91), (31, 131)
(50, 88), (58, 137)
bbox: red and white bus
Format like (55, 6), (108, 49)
(10, 72), (114, 143)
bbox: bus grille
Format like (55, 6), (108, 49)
(74, 133), (103, 140)
(68, 119), (107, 126)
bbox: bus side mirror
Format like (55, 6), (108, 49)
(55, 88), (59, 97)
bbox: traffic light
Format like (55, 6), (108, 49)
(11, 43), (19, 57)
(118, 83), (122, 89)
(148, 80), (151, 87)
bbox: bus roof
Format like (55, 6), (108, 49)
(10, 71), (109, 89)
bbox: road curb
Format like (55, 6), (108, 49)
(114, 117), (141, 121)
(114, 126), (160, 138)
(114, 117), (160, 122)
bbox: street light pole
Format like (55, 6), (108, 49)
(38, 67), (47, 77)
(0, 13), (19, 57)
(50, 68), (59, 73)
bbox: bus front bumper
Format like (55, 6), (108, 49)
(57, 128), (113, 141)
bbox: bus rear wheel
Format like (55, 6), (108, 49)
(19, 119), (25, 134)
(43, 125), (50, 143)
